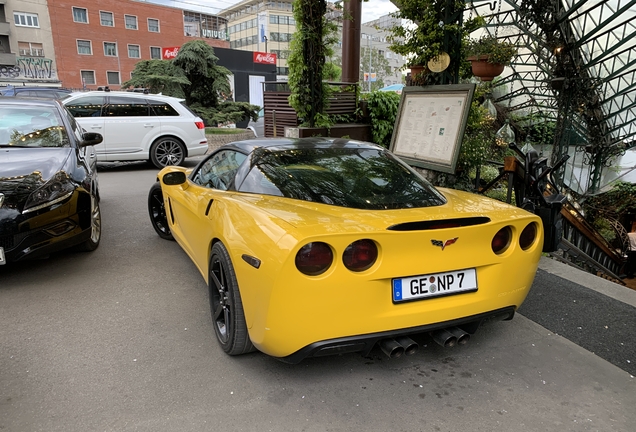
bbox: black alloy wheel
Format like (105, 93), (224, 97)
(150, 137), (186, 168)
(76, 194), (102, 251)
(147, 182), (174, 240)
(209, 242), (255, 355)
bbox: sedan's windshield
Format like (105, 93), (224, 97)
(0, 106), (70, 148)
(238, 147), (447, 210)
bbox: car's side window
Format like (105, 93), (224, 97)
(149, 100), (179, 116)
(192, 150), (247, 191)
(65, 96), (105, 117)
(105, 96), (149, 117)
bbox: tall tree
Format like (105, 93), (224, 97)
(288, 0), (330, 127)
(121, 60), (188, 96)
(172, 40), (232, 109)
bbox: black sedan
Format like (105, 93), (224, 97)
(0, 98), (103, 265)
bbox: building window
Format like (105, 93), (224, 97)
(100, 11), (114, 27)
(18, 42), (44, 57)
(104, 42), (117, 57)
(77, 40), (92, 55)
(128, 44), (140, 58)
(72, 7), (88, 23)
(150, 46), (161, 59)
(148, 18), (160, 32)
(107, 71), (120, 85)
(125, 15), (138, 30)
(14, 12), (40, 28)
(81, 70), (96, 85)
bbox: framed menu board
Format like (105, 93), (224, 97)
(389, 84), (475, 174)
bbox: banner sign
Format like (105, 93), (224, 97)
(163, 47), (180, 60)
(253, 52), (277, 65)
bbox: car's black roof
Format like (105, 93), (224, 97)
(222, 137), (385, 154)
(0, 97), (62, 107)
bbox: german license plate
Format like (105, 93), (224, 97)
(0, 247), (5, 265)
(392, 268), (477, 303)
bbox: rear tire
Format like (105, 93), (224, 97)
(150, 137), (186, 168)
(148, 182), (174, 240)
(209, 242), (255, 355)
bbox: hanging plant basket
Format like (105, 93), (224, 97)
(408, 65), (428, 85)
(467, 56), (505, 81)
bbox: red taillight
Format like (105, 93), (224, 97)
(519, 222), (538, 250)
(295, 242), (333, 276)
(195, 121), (205, 129)
(343, 239), (378, 272)
(491, 226), (512, 254)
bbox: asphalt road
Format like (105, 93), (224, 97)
(1, 158), (635, 432)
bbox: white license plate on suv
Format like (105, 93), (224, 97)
(392, 268), (477, 303)
(0, 247), (5, 265)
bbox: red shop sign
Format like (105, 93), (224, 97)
(162, 47), (180, 59)
(253, 52), (277, 64)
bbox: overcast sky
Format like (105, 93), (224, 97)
(141, 0), (398, 23)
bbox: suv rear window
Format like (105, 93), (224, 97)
(150, 100), (179, 116)
(106, 96), (149, 116)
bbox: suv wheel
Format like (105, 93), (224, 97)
(150, 137), (186, 168)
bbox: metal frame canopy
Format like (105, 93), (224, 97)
(468, 0), (636, 194)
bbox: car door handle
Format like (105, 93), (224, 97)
(144, 124), (155, 128)
(90, 125), (102, 129)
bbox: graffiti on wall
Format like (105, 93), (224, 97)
(0, 57), (58, 80)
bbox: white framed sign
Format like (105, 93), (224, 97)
(389, 84), (475, 174)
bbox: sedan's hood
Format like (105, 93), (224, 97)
(0, 147), (72, 185)
(233, 187), (535, 232)
(0, 148), (72, 209)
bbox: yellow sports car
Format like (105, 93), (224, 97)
(148, 138), (543, 363)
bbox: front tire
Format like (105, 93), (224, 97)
(148, 182), (174, 240)
(76, 195), (101, 252)
(209, 242), (255, 355)
(150, 137), (186, 168)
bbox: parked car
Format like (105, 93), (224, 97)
(63, 90), (208, 168)
(0, 86), (72, 99)
(148, 137), (544, 363)
(0, 98), (103, 265)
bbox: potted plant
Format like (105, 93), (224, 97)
(466, 35), (518, 81)
(387, 0), (473, 85)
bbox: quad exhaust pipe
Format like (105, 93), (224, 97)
(379, 328), (469, 359)
(430, 327), (470, 348)
(379, 336), (419, 358)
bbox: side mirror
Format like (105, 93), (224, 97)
(163, 171), (187, 186)
(80, 132), (103, 147)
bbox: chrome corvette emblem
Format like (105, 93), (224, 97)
(431, 237), (458, 250)
(0, 193), (3, 208)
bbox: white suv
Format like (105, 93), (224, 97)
(64, 91), (208, 168)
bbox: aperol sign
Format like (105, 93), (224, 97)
(163, 47), (180, 59)
(253, 52), (277, 64)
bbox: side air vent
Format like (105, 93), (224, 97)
(388, 217), (491, 231)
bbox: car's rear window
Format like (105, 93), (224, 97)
(150, 100), (179, 116)
(238, 147), (446, 210)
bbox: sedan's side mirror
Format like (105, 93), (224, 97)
(80, 132), (103, 147)
(163, 171), (187, 186)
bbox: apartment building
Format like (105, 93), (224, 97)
(1, 0), (61, 86)
(218, 0), (295, 78)
(219, 1), (404, 87)
(47, 0), (229, 90)
(361, 14), (405, 88)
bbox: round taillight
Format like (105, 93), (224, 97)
(343, 239), (378, 272)
(492, 226), (512, 254)
(519, 222), (538, 250)
(295, 242), (333, 276)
